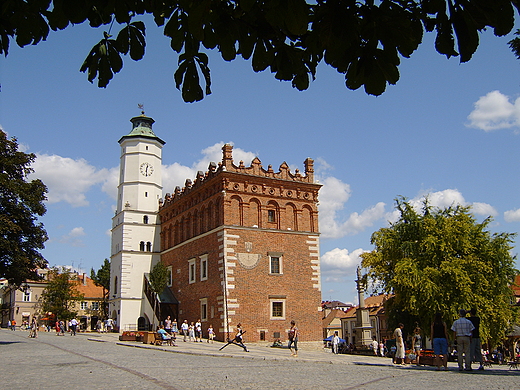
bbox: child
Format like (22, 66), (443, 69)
(208, 324), (215, 343)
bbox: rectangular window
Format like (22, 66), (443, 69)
(269, 296), (286, 320)
(200, 255), (208, 281)
(268, 210), (276, 222)
(269, 252), (283, 275)
(167, 266), (173, 287)
(23, 291), (31, 302)
(271, 301), (284, 318)
(188, 258), (196, 284)
(200, 298), (208, 321)
(80, 302), (88, 310)
(270, 257), (281, 274)
(91, 301), (100, 310)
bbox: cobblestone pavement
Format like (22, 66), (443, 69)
(1, 329), (519, 389)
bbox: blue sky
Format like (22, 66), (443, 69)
(2, 17), (520, 304)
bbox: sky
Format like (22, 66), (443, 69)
(2, 15), (520, 304)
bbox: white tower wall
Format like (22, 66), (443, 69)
(109, 114), (165, 331)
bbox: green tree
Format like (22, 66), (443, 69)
(149, 261), (169, 327)
(91, 258), (111, 318)
(361, 197), (518, 345)
(40, 268), (84, 321)
(1, 1), (518, 102)
(0, 130), (48, 286)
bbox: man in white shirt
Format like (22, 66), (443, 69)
(451, 310), (475, 371)
(69, 318), (78, 336)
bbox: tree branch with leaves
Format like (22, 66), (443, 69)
(0, 130), (48, 286)
(1, 1), (519, 103)
(40, 268), (85, 322)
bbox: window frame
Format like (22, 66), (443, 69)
(166, 266), (173, 287)
(268, 252), (283, 275)
(200, 298), (208, 322)
(188, 258), (196, 284)
(200, 254), (208, 281)
(22, 291), (31, 302)
(269, 298), (286, 320)
(80, 301), (88, 310)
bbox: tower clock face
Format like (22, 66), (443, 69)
(140, 162), (154, 176)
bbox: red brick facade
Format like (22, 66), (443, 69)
(159, 145), (322, 342)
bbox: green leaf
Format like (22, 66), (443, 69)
(452, 5), (479, 63)
(292, 73), (309, 91)
(285, 0), (310, 36)
(80, 38), (123, 88)
(252, 40), (273, 72)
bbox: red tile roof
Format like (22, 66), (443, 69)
(73, 275), (104, 299)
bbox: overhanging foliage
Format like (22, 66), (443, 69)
(1, 1), (518, 102)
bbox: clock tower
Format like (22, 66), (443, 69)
(109, 113), (165, 331)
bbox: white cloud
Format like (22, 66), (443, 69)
(471, 202), (498, 217)
(58, 227), (86, 247)
(387, 189), (497, 223)
(315, 159), (386, 239)
(467, 90), (520, 131)
(504, 208), (520, 222)
(30, 154), (109, 207)
(162, 142), (256, 194)
(101, 167), (119, 200)
(321, 247), (367, 270)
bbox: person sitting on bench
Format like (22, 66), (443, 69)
(157, 325), (174, 345)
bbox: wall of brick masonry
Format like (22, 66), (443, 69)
(159, 145), (322, 342)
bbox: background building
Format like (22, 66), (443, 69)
(73, 273), (105, 331)
(0, 269), (49, 328)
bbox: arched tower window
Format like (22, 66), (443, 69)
(143, 215), (149, 224)
(140, 241), (145, 251)
(146, 241), (152, 252)
(114, 276), (118, 295)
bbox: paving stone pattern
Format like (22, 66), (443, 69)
(1, 329), (518, 389)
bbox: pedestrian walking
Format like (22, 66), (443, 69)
(195, 319), (202, 342)
(451, 309), (474, 372)
(468, 308), (484, 370)
(181, 320), (189, 342)
(164, 316), (172, 334)
(332, 331), (340, 354)
(207, 324), (215, 343)
(69, 318), (78, 336)
(188, 322), (195, 342)
(171, 318), (178, 339)
(371, 336), (378, 356)
(288, 320), (299, 357)
(29, 317), (38, 338)
(431, 312), (449, 370)
(412, 326), (422, 366)
(379, 339), (386, 357)
(393, 323), (406, 364)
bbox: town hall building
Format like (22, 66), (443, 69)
(110, 113), (323, 342)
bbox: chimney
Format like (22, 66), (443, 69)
(82, 273), (87, 286)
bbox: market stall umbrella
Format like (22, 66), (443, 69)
(323, 335), (346, 343)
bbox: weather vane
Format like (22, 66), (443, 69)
(138, 103), (145, 115)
